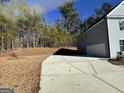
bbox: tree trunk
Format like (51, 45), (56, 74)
(11, 39), (14, 51)
(6, 41), (9, 53)
(1, 32), (4, 52)
(33, 40), (35, 48)
(27, 42), (29, 48)
(33, 33), (36, 48)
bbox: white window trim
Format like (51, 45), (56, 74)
(119, 19), (124, 31)
(120, 40), (124, 52)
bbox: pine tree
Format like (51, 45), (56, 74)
(59, 1), (81, 34)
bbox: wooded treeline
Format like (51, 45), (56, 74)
(0, 0), (80, 52)
(0, 0), (115, 52)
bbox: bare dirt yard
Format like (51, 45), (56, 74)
(0, 48), (57, 93)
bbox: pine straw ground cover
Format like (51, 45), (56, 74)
(0, 48), (57, 93)
(108, 58), (124, 65)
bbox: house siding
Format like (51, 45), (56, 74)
(107, 18), (124, 58)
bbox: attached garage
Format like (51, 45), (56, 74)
(77, 1), (124, 58)
(86, 43), (106, 57)
(77, 18), (110, 58)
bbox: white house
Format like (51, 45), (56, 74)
(77, 1), (124, 58)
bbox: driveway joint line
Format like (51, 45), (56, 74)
(63, 57), (87, 75)
(93, 74), (124, 93)
(88, 60), (98, 74)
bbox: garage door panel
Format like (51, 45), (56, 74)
(87, 43), (106, 57)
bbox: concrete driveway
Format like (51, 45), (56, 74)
(39, 55), (124, 93)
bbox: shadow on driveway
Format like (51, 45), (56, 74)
(54, 48), (78, 56)
(53, 48), (108, 61)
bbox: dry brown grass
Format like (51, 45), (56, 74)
(14, 48), (57, 56)
(0, 48), (57, 93)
